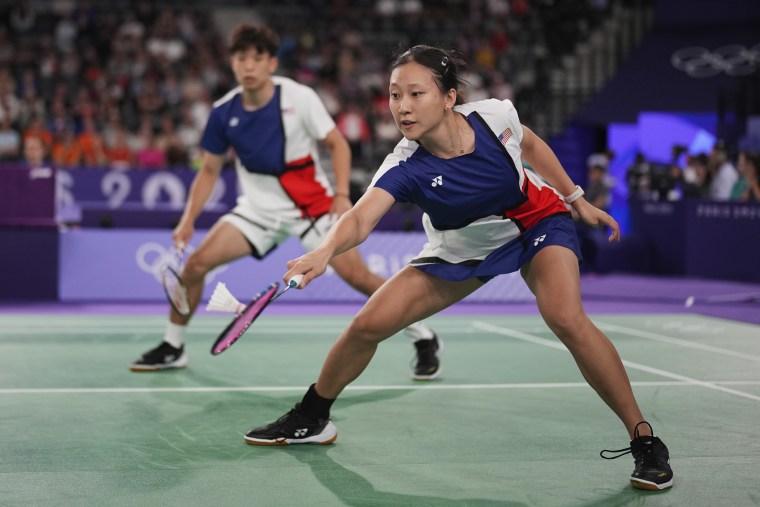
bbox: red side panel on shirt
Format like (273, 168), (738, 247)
(279, 156), (333, 218)
(504, 178), (569, 230)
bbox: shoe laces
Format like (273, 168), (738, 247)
(275, 403), (315, 429)
(600, 421), (656, 462)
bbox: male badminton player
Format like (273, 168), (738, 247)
(130, 24), (440, 378)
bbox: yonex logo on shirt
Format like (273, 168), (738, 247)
(229, 117), (239, 127)
(431, 175), (443, 187)
(534, 234), (546, 246)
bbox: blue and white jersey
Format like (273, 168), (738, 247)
(371, 99), (571, 269)
(201, 76), (336, 220)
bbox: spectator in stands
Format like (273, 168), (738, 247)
(16, 73), (47, 127)
(0, 71), (20, 125)
(105, 123), (134, 171)
(135, 127), (167, 170)
(731, 150), (760, 201)
(0, 115), (21, 162)
(50, 125), (83, 167)
(77, 116), (108, 167)
(175, 102), (202, 153)
(336, 102), (372, 164)
(577, 162), (611, 270)
(708, 142), (739, 201)
(585, 162), (611, 210)
(156, 112), (188, 167)
(21, 134), (48, 169)
(22, 115), (52, 151)
(682, 153), (711, 199)
(625, 152), (650, 200)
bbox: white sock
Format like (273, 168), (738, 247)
(164, 322), (186, 349)
(403, 322), (435, 341)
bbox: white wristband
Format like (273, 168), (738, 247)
(564, 185), (585, 204)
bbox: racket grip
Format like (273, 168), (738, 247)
(288, 274), (305, 288)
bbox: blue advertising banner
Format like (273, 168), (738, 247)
(631, 200), (760, 281)
(59, 230), (534, 303)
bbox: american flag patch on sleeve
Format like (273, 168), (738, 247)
(498, 127), (513, 146)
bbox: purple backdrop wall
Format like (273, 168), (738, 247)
(58, 230), (534, 303)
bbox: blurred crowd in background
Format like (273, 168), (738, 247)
(1, 0), (755, 204)
(0, 0), (613, 171)
(585, 143), (760, 213)
(624, 145), (760, 203)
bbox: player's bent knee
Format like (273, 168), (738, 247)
(344, 316), (388, 346)
(543, 312), (587, 341)
(182, 254), (214, 282)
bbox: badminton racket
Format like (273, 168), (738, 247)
(162, 245), (190, 316)
(207, 274), (304, 355)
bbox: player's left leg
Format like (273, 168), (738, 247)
(330, 248), (443, 379)
(301, 215), (442, 379)
(521, 245), (673, 490)
(243, 267), (482, 446)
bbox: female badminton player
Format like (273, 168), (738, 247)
(244, 45), (674, 491)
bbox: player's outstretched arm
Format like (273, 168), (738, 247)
(284, 187), (395, 287)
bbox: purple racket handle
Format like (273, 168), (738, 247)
(211, 283), (279, 355)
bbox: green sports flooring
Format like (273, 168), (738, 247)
(1, 313), (759, 506)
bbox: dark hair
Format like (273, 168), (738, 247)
(742, 150), (760, 175)
(229, 24), (279, 56)
(391, 45), (468, 104)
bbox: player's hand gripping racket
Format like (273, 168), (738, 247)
(161, 245), (190, 316)
(206, 274), (304, 355)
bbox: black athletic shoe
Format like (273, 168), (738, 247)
(129, 342), (188, 372)
(412, 335), (443, 380)
(244, 403), (337, 446)
(601, 421), (674, 491)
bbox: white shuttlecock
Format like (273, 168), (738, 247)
(685, 296), (695, 308)
(206, 282), (246, 314)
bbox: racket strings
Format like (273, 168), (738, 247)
(162, 247), (190, 315)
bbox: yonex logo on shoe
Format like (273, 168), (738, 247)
(533, 234), (546, 246)
(294, 428), (308, 437)
(431, 175), (443, 187)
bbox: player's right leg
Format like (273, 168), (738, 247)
(130, 221), (256, 372)
(521, 245), (673, 490)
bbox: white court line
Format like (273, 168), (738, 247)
(597, 321), (760, 363)
(473, 321), (760, 403)
(3, 381), (760, 395)
(0, 327), (476, 336)
(0, 328), (342, 335)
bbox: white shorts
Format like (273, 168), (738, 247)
(220, 209), (336, 259)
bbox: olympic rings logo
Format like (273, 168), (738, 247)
(135, 242), (228, 284)
(671, 44), (760, 78)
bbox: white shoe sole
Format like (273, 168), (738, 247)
(244, 421), (338, 446)
(630, 476), (673, 490)
(129, 354), (189, 372)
